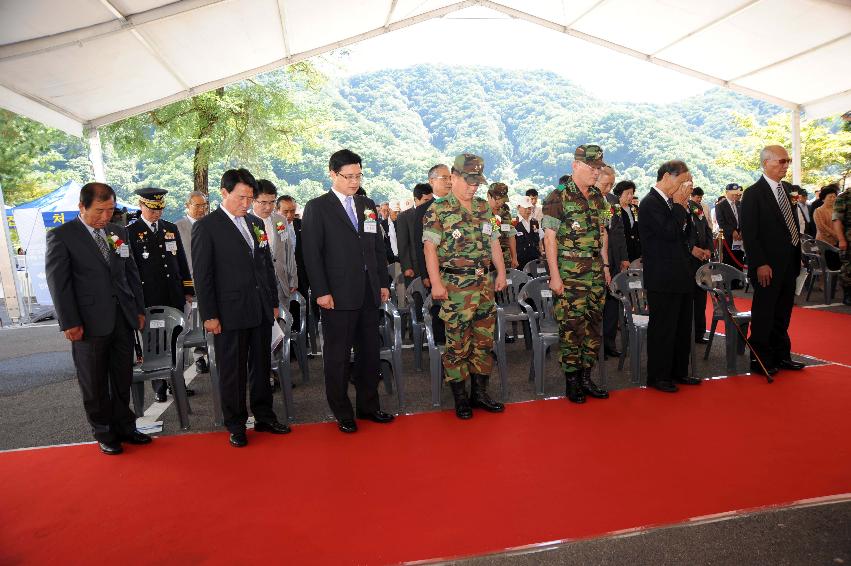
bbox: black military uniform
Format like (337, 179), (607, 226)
(514, 215), (540, 269)
(127, 188), (194, 401)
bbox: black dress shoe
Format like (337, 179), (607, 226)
(649, 380), (678, 393)
(355, 410), (395, 423)
(779, 359), (805, 370)
(695, 336), (709, 344)
(675, 376), (702, 385)
(338, 419), (358, 433)
(183, 387), (195, 397)
(98, 441), (123, 455)
(229, 432), (248, 447)
(254, 421), (291, 434)
(750, 363), (779, 376)
(154, 392), (167, 403)
(604, 347), (622, 358)
(195, 358), (209, 374)
(119, 430), (152, 444)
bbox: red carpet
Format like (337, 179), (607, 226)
(2, 365), (851, 565)
(705, 297), (851, 365)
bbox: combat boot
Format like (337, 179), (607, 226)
(844, 287), (851, 306)
(581, 368), (609, 399)
(470, 374), (505, 413)
(564, 370), (585, 404)
(449, 380), (473, 419)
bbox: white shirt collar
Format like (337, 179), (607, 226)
(186, 215), (196, 225)
(763, 173), (783, 189)
(652, 185), (669, 203)
(519, 216), (531, 232)
(220, 204), (245, 228)
(331, 187), (352, 207)
(78, 216), (101, 237)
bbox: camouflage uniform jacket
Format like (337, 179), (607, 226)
(832, 190), (851, 238)
(422, 193), (501, 288)
(541, 176), (608, 287)
(494, 203), (516, 266)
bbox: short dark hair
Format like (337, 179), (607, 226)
(276, 195), (294, 207)
(656, 160), (689, 182)
(692, 186), (704, 197)
(256, 179), (277, 198)
(329, 149), (362, 173)
(525, 188), (538, 197)
(413, 183), (433, 201)
(558, 174), (570, 186)
(821, 185), (838, 198)
(794, 185), (807, 197)
(221, 168), (258, 192)
(612, 180), (636, 197)
(79, 182), (116, 209)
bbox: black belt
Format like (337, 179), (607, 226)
(440, 265), (494, 276)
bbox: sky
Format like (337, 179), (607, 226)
(333, 8), (713, 104)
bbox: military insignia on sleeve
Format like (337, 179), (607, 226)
(571, 220), (581, 231)
(452, 229), (462, 239)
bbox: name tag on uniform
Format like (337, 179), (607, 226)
(364, 220), (377, 234)
(482, 223), (493, 236)
(165, 241), (177, 253)
(118, 244), (129, 258)
(500, 224), (511, 232)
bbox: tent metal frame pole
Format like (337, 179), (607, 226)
(0, 183), (31, 325)
(86, 128), (107, 183)
(791, 107), (802, 186)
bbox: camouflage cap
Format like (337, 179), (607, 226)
(574, 144), (605, 166)
(452, 153), (486, 185)
(488, 182), (509, 198)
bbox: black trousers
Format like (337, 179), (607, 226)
(71, 305), (137, 443)
(602, 290), (619, 350)
(749, 250), (798, 367)
(213, 321), (277, 433)
(647, 290), (692, 384)
(320, 274), (381, 421)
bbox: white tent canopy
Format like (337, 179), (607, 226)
(1, 0), (850, 140)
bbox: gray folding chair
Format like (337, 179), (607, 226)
(517, 276), (558, 395)
(131, 306), (191, 429)
(609, 269), (649, 385)
(181, 303), (206, 370)
(379, 300), (406, 412)
(272, 307), (295, 422)
(696, 262), (752, 375)
(287, 291), (311, 383)
(306, 288), (321, 355)
(523, 259), (549, 278)
(805, 240), (841, 304)
(404, 277), (429, 371)
(494, 268), (531, 348)
(422, 296), (508, 407)
(628, 258), (643, 270)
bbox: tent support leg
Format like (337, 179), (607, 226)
(791, 106), (801, 186)
(86, 127), (107, 183)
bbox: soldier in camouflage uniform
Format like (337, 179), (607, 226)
(487, 183), (519, 269)
(541, 144), (611, 404)
(423, 154), (508, 419)
(833, 188), (851, 305)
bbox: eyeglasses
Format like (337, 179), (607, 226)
(336, 173), (364, 182)
(432, 175), (451, 182)
(772, 158), (793, 165)
(254, 199), (276, 206)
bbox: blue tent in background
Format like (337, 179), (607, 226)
(13, 180), (138, 228)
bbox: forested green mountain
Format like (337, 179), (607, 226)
(269, 64), (781, 207)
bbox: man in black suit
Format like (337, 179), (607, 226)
(397, 183), (434, 284)
(741, 145), (805, 377)
(599, 166), (627, 358)
(687, 187), (714, 344)
(793, 187), (816, 238)
(715, 183), (745, 271)
(638, 160), (701, 392)
(614, 181), (641, 262)
(45, 182), (150, 455)
(301, 149), (394, 433)
(514, 196), (541, 269)
(126, 187), (195, 402)
(192, 168), (291, 447)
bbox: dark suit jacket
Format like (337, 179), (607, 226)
(126, 218), (193, 310)
(687, 204), (714, 271)
(514, 217), (541, 268)
(413, 199), (433, 280)
(45, 218), (145, 337)
(605, 193), (628, 275)
(301, 191), (388, 310)
(191, 207), (278, 330)
(396, 207), (421, 276)
(621, 206), (641, 261)
(715, 199), (741, 242)
(291, 217), (309, 295)
(741, 177), (801, 277)
(637, 189), (693, 294)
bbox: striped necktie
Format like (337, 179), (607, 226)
(775, 183), (800, 246)
(94, 229), (111, 262)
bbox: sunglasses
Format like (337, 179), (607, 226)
(772, 158), (793, 165)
